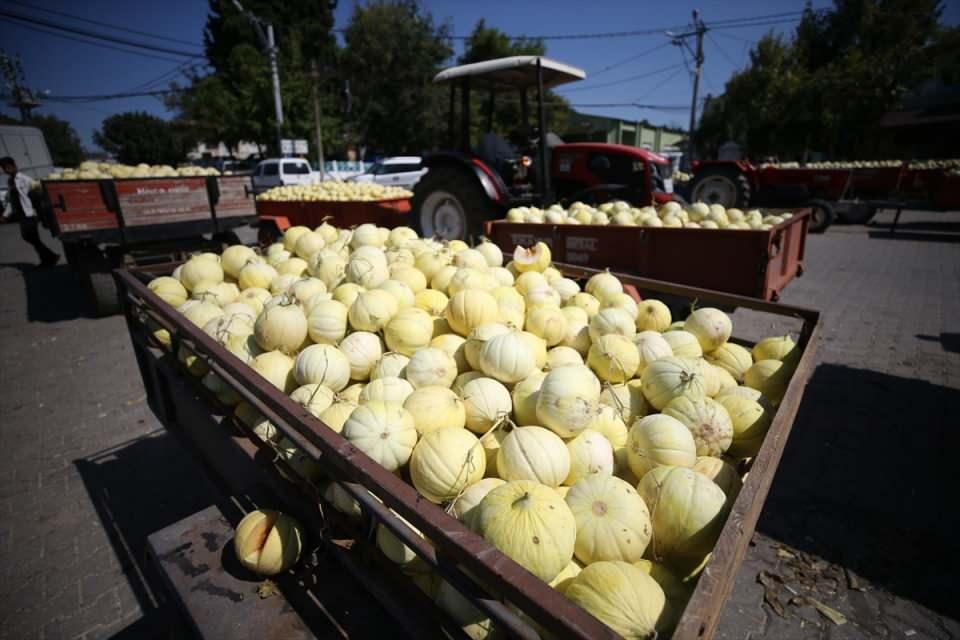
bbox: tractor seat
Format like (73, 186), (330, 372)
(478, 133), (515, 167)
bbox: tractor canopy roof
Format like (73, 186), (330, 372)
(434, 56), (586, 90)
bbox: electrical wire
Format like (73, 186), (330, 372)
(558, 63), (685, 93)
(712, 30), (755, 44)
(0, 9), (203, 58)
(711, 18), (805, 32)
(336, 11), (815, 41)
(587, 42), (672, 77)
(637, 68), (687, 102)
(706, 10), (805, 26)
(125, 60), (205, 94)
(0, 16), (194, 64)
(7, 0), (204, 49)
(707, 32), (740, 70)
(43, 89), (185, 103)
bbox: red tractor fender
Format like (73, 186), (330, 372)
(421, 151), (507, 203)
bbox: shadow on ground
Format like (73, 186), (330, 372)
(916, 333), (960, 355)
(74, 430), (223, 637)
(0, 262), (91, 323)
(757, 363), (960, 621)
(866, 217), (960, 243)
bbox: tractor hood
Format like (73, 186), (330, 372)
(434, 56), (586, 90)
(554, 142), (671, 165)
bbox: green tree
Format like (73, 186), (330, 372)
(170, 0), (338, 156)
(340, 1), (452, 154)
(458, 19), (543, 65)
(93, 112), (189, 165)
(28, 114), (85, 166)
(457, 20), (573, 145)
(696, 0), (959, 159)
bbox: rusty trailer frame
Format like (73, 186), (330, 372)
(116, 263), (820, 640)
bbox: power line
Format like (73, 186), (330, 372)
(707, 31), (740, 70)
(337, 11), (812, 42)
(0, 16), (195, 64)
(706, 10), (805, 26)
(711, 18), (804, 31)
(587, 42), (672, 77)
(41, 88), (185, 103)
(712, 30), (756, 44)
(558, 63), (685, 93)
(638, 67), (687, 101)
(7, 0), (204, 49)
(125, 60), (205, 94)
(0, 9), (203, 58)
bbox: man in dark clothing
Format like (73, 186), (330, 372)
(1, 156), (59, 267)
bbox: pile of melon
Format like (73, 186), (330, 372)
(256, 181), (413, 203)
(506, 200), (793, 230)
(46, 161), (220, 180)
(146, 224), (799, 638)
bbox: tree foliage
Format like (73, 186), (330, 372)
(696, 0), (960, 159)
(93, 112), (190, 165)
(169, 0), (338, 156)
(457, 20), (573, 145)
(340, 1), (452, 154)
(29, 114), (85, 166)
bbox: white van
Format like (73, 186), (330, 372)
(251, 158), (317, 192)
(0, 125), (54, 207)
(349, 156), (426, 190)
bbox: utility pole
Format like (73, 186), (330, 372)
(232, 1), (285, 156)
(669, 10), (707, 169)
(1, 52), (40, 121)
(311, 60), (325, 180)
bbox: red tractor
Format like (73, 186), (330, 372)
(413, 56), (676, 240)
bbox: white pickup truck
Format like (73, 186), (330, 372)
(251, 158), (318, 192)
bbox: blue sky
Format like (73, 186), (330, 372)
(3, 0), (958, 151)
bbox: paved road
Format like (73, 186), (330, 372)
(0, 211), (957, 639)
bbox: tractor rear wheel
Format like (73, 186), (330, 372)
(412, 167), (500, 242)
(689, 166), (752, 208)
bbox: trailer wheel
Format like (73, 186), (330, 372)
(413, 167), (499, 242)
(690, 167), (751, 208)
(85, 270), (121, 317)
(807, 199), (835, 233)
(836, 203), (877, 225)
(213, 230), (242, 248)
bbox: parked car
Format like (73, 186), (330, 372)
(349, 156), (426, 190)
(191, 157), (256, 175)
(252, 158), (317, 192)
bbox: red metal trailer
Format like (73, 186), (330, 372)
(116, 263), (820, 640)
(256, 197), (412, 244)
(687, 160), (960, 231)
(42, 175), (256, 315)
(486, 209), (809, 301)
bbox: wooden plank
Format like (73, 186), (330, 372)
(115, 178), (211, 226)
(147, 504), (317, 640)
(215, 177), (256, 219)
